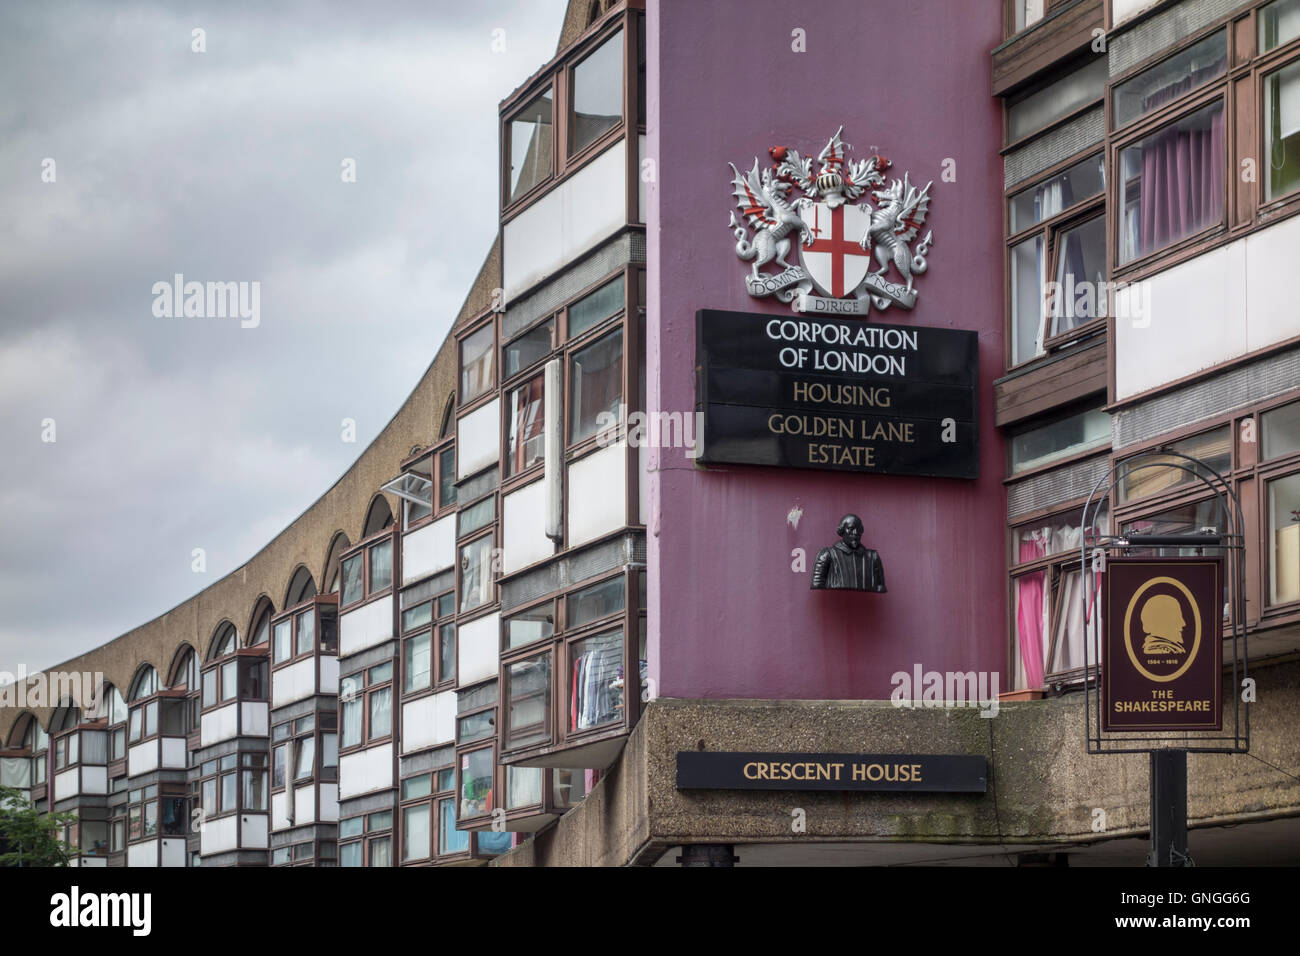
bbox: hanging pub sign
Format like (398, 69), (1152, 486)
(695, 308), (977, 477)
(1102, 557), (1223, 732)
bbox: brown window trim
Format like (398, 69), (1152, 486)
(1003, 146), (1107, 373)
(456, 313), (499, 414)
(270, 594), (339, 669)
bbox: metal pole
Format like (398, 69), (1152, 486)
(1148, 750), (1188, 867)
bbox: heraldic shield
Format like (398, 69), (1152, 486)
(798, 201), (872, 300)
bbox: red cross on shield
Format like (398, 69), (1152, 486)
(798, 201), (872, 299)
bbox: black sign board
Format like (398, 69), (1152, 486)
(676, 751), (988, 793)
(696, 309), (978, 478)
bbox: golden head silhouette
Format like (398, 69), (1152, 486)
(1139, 593), (1186, 655)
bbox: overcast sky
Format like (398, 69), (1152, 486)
(0, 0), (569, 675)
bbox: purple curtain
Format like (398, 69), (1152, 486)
(1139, 103), (1225, 257)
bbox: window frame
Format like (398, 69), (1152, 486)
(1004, 149), (1108, 371)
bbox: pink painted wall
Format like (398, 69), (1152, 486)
(646, 0), (1007, 699)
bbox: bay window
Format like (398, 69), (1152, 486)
(1006, 153), (1105, 367)
(1010, 505), (1109, 690)
(459, 321), (496, 405)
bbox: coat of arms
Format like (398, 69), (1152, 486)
(727, 126), (934, 316)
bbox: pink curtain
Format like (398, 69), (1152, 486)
(1139, 103), (1224, 257)
(1016, 536), (1047, 689)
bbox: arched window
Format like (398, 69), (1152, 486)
(49, 700), (81, 734)
(207, 623), (238, 662)
(285, 567), (317, 608)
(249, 600), (274, 646)
(439, 393), (456, 438)
(363, 496), (395, 537)
(128, 665), (159, 702)
(322, 532), (351, 599)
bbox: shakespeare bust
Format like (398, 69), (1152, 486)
(811, 514), (887, 592)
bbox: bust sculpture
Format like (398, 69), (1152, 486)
(811, 514), (887, 592)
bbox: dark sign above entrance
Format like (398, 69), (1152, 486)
(1103, 557), (1223, 732)
(695, 309), (978, 478)
(676, 751), (988, 793)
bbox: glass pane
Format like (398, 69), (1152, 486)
(1261, 0), (1300, 51)
(507, 654), (551, 750)
(1010, 235), (1043, 365)
(339, 816), (363, 839)
(569, 331), (623, 443)
(405, 497), (432, 526)
(369, 687), (393, 739)
(220, 772), (236, 813)
(568, 276), (625, 339)
(567, 577), (625, 628)
(1007, 56), (1107, 142)
(402, 774), (432, 799)
(438, 768), (455, 792)
(457, 497), (495, 538)
(402, 601), (432, 634)
(368, 836), (392, 868)
(294, 610), (314, 656)
(273, 746), (286, 788)
(1121, 499), (1222, 550)
(1265, 59), (1300, 201)
(340, 842), (362, 867)
(459, 748), (494, 819)
(437, 592), (455, 619)
(404, 634), (431, 693)
(457, 710), (495, 745)
(570, 630), (624, 732)
(1013, 0), (1045, 32)
(402, 805), (430, 861)
(459, 535), (495, 613)
(506, 376), (546, 477)
(221, 660), (237, 701)
(273, 619), (292, 663)
(370, 541), (393, 593)
(1119, 100), (1224, 264)
(1263, 401), (1300, 460)
(1113, 30), (1227, 128)
(504, 320), (552, 379)
(322, 733), (338, 769)
(341, 554), (364, 605)
(508, 90), (553, 203)
(439, 798), (469, 855)
(1117, 426), (1231, 502)
(341, 698), (362, 749)
(505, 604), (554, 650)
(571, 30), (623, 153)
(460, 323), (496, 404)
(369, 662), (393, 684)
(1050, 215), (1107, 335)
(295, 737), (315, 779)
(552, 768), (593, 808)
(1009, 154), (1104, 233)
(477, 831), (512, 855)
(243, 770), (267, 811)
(438, 623), (457, 683)
(1268, 473), (1300, 605)
(202, 669), (218, 709)
(438, 448), (457, 509)
(1010, 407), (1110, 473)
(1014, 505), (1110, 565)
(1012, 570), (1049, 690)
(506, 766), (543, 809)
(1048, 568), (1100, 674)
